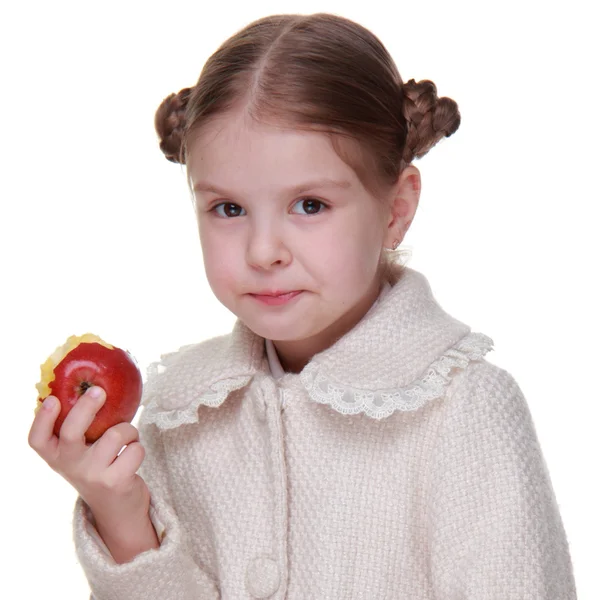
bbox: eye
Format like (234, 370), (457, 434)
(212, 202), (246, 218)
(291, 198), (328, 215)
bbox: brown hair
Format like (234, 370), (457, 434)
(154, 12), (461, 275)
(155, 13), (460, 195)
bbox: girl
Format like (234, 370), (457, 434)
(29, 12), (577, 599)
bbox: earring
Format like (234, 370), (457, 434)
(391, 239), (400, 250)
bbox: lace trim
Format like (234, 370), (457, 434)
(300, 332), (494, 419)
(140, 375), (252, 430)
(144, 343), (197, 383)
(139, 332), (493, 427)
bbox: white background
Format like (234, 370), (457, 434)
(2, 0), (597, 597)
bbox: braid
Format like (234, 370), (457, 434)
(401, 79), (460, 164)
(154, 82), (460, 168)
(154, 87), (193, 164)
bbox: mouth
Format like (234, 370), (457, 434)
(251, 290), (298, 297)
(249, 290), (303, 305)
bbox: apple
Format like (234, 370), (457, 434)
(35, 333), (143, 443)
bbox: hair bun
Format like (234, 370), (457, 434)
(401, 79), (460, 164)
(154, 87), (193, 164)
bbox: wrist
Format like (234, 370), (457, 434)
(88, 499), (149, 529)
(91, 508), (160, 564)
(84, 485), (151, 533)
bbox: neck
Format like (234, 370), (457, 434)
(271, 277), (383, 374)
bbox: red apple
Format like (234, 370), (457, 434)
(35, 333), (143, 443)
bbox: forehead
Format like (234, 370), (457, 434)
(186, 111), (362, 191)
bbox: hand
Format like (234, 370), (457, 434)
(28, 386), (151, 526)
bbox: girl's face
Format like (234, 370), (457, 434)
(187, 110), (396, 370)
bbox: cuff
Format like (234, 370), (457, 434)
(73, 495), (219, 600)
(78, 497), (167, 562)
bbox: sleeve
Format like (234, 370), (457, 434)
(427, 362), (578, 599)
(72, 414), (220, 600)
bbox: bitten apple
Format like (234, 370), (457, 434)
(35, 333), (143, 443)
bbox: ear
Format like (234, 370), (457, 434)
(383, 165), (421, 249)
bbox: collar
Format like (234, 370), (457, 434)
(140, 264), (494, 430)
(265, 279), (393, 381)
(265, 338), (286, 379)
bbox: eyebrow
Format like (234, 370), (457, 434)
(193, 177), (352, 197)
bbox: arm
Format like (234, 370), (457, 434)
(87, 501), (160, 565)
(73, 413), (220, 600)
(427, 362), (577, 599)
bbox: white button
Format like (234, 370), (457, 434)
(245, 555), (280, 598)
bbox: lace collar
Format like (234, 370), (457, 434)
(140, 264), (494, 429)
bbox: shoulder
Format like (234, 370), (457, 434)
(447, 358), (527, 410)
(441, 357), (538, 448)
(145, 333), (235, 389)
(448, 357), (522, 396)
(138, 324), (265, 430)
(141, 335), (231, 410)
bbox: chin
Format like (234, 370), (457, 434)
(242, 317), (319, 342)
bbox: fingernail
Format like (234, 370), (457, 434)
(88, 387), (103, 399)
(43, 396), (56, 411)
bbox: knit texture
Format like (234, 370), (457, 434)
(72, 265), (577, 599)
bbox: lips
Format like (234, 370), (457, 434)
(249, 290), (303, 305)
(253, 290), (297, 297)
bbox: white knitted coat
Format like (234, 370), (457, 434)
(72, 265), (577, 599)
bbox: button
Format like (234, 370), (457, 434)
(245, 555), (280, 598)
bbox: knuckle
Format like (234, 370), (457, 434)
(124, 424), (140, 441)
(27, 429), (39, 450)
(126, 440), (144, 456)
(121, 421), (137, 434)
(135, 444), (146, 463)
(98, 471), (120, 491)
(84, 463), (122, 492)
(59, 426), (82, 445)
(28, 420), (46, 451)
(108, 422), (138, 443)
(104, 427), (122, 444)
(129, 442), (146, 467)
(28, 437), (43, 453)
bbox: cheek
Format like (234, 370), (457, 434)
(198, 228), (239, 291)
(308, 218), (382, 276)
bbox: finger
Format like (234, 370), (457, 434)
(28, 396), (61, 461)
(58, 386), (106, 457)
(91, 422), (140, 468)
(105, 442), (146, 483)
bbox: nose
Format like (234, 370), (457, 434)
(246, 220), (292, 270)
